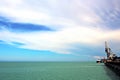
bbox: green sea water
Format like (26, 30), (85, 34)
(0, 62), (119, 80)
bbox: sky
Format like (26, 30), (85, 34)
(0, 0), (120, 61)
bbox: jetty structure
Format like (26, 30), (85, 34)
(96, 41), (120, 76)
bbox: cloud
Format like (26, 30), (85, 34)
(0, 0), (103, 29)
(0, 25), (120, 54)
(0, 0), (120, 55)
(93, 56), (105, 60)
(0, 22), (52, 32)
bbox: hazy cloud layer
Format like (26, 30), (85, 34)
(0, 0), (120, 55)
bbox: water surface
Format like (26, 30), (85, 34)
(0, 62), (119, 80)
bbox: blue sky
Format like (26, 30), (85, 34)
(0, 0), (120, 61)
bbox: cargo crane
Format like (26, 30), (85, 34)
(104, 41), (120, 76)
(96, 41), (120, 76)
(105, 41), (116, 61)
(96, 41), (120, 63)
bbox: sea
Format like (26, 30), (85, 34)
(0, 62), (120, 80)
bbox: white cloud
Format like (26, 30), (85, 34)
(0, 0), (103, 29)
(93, 56), (104, 60)
(1, 26), (120, 54)
(0, 0), (120, 54)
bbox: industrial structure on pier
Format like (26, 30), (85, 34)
(96, 41), (120, 76)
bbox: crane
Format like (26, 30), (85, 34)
(105, 41), (116, 60)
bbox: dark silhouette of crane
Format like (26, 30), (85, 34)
(105, 41), (116, 60)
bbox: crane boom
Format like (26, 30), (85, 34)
(105, 41), (112, 59)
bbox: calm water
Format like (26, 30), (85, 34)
(0, 62), (119, 80)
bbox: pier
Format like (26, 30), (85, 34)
(105, 61), (120, 76)
(97, 41), (120, 76)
